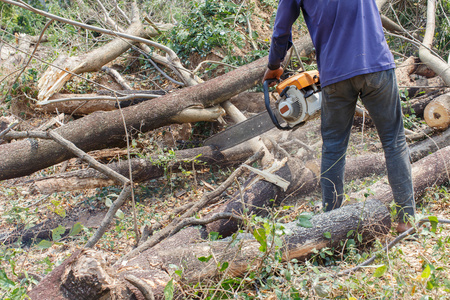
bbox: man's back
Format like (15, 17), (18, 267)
(269, 0), (396, 87)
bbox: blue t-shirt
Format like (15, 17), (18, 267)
(268, 0), (396, 87)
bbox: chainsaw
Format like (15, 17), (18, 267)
(204, 70), (322, 150)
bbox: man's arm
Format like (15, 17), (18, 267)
(267, 0), (302, 70)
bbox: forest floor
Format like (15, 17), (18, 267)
(1, 115), (449, 299)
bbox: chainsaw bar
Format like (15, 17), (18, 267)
(204, 110), (277, 150)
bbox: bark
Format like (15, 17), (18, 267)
(0, 36), (314, 181)
(395, 56), (417, 87)
(424, 93), (450, 130)
(36, 90), (167, 116)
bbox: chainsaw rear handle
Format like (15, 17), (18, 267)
(263, 79), (293, 131)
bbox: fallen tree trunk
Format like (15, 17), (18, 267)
(0, 35), (314, 181)
(28, 145), (450, 300)
(28, 127), (450, 195)
(424, 93), (450, 130)
(29, 144), (254, 194)
(352, 145), (450, 203)
(29, 198), (391, 300)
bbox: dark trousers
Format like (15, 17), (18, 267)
(320, 69), (415, 221)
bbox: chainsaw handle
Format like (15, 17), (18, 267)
(263, 80), (291, 130)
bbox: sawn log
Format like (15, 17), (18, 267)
(0, 36), (314, 181)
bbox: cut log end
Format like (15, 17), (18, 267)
(424, 94), (450, 130)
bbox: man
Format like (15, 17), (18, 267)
(263, 0), (415, 233)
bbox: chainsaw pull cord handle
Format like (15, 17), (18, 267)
(263, 79), (291, 130)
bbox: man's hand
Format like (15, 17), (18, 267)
(263, 67), (283, 87)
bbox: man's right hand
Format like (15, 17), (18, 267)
(263, 67), (283, 87)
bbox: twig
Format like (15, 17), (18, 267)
(116, 94), (140, 244)
(265, 137), (290, 158)
(144, 16), (162, 35)
(246, 15), (258, 50)
(0, 121), (19, 140)
(280, 138), (315, 154)
(124, 275), (155, 300)
(37, 93), (161, 105)
(292, 43), (305, 72)
(137, 202), (195, 246)
(23, 195), (50, 209)
(48, 131), (129, 184)
(385, 30), (446, 63)
(405, 127), (434, 142)
(101, 66), (132, 90)
(138, 51), (185, 86)
(3, 130), (50, 140)
(85, 184), (131, 248)
(193, 60), (238, 74)
(169, 212), (243, 237)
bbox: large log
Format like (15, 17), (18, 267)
(29, 198), (391, 300)
(0, 36), (313, 181)
(28, 126), (450, 195)
(30, 144), (254, 194)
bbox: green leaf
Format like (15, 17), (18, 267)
(347, 230), (354, 237)
(373, 265), (388, 278)
(52, 225), (66, 241)
(209, 232), (220, 241)
(253, 228), (267, 252)
(54, 206), (66, 218)
(198, 255), (212, 262)
(219, 262), (229, 272)
(115, 209), (125, 219)
(421, 264), (431, 279)
(0, 269), (15, 288)
(298, 217), (313, 228)
(69, 222), (82, 236)
(164, 278), (174, 300)
(37, 240), (53, 250)
(428, 216), (439, 233)
(323, 231), (331, 239)
(297, 213), (313, 228)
